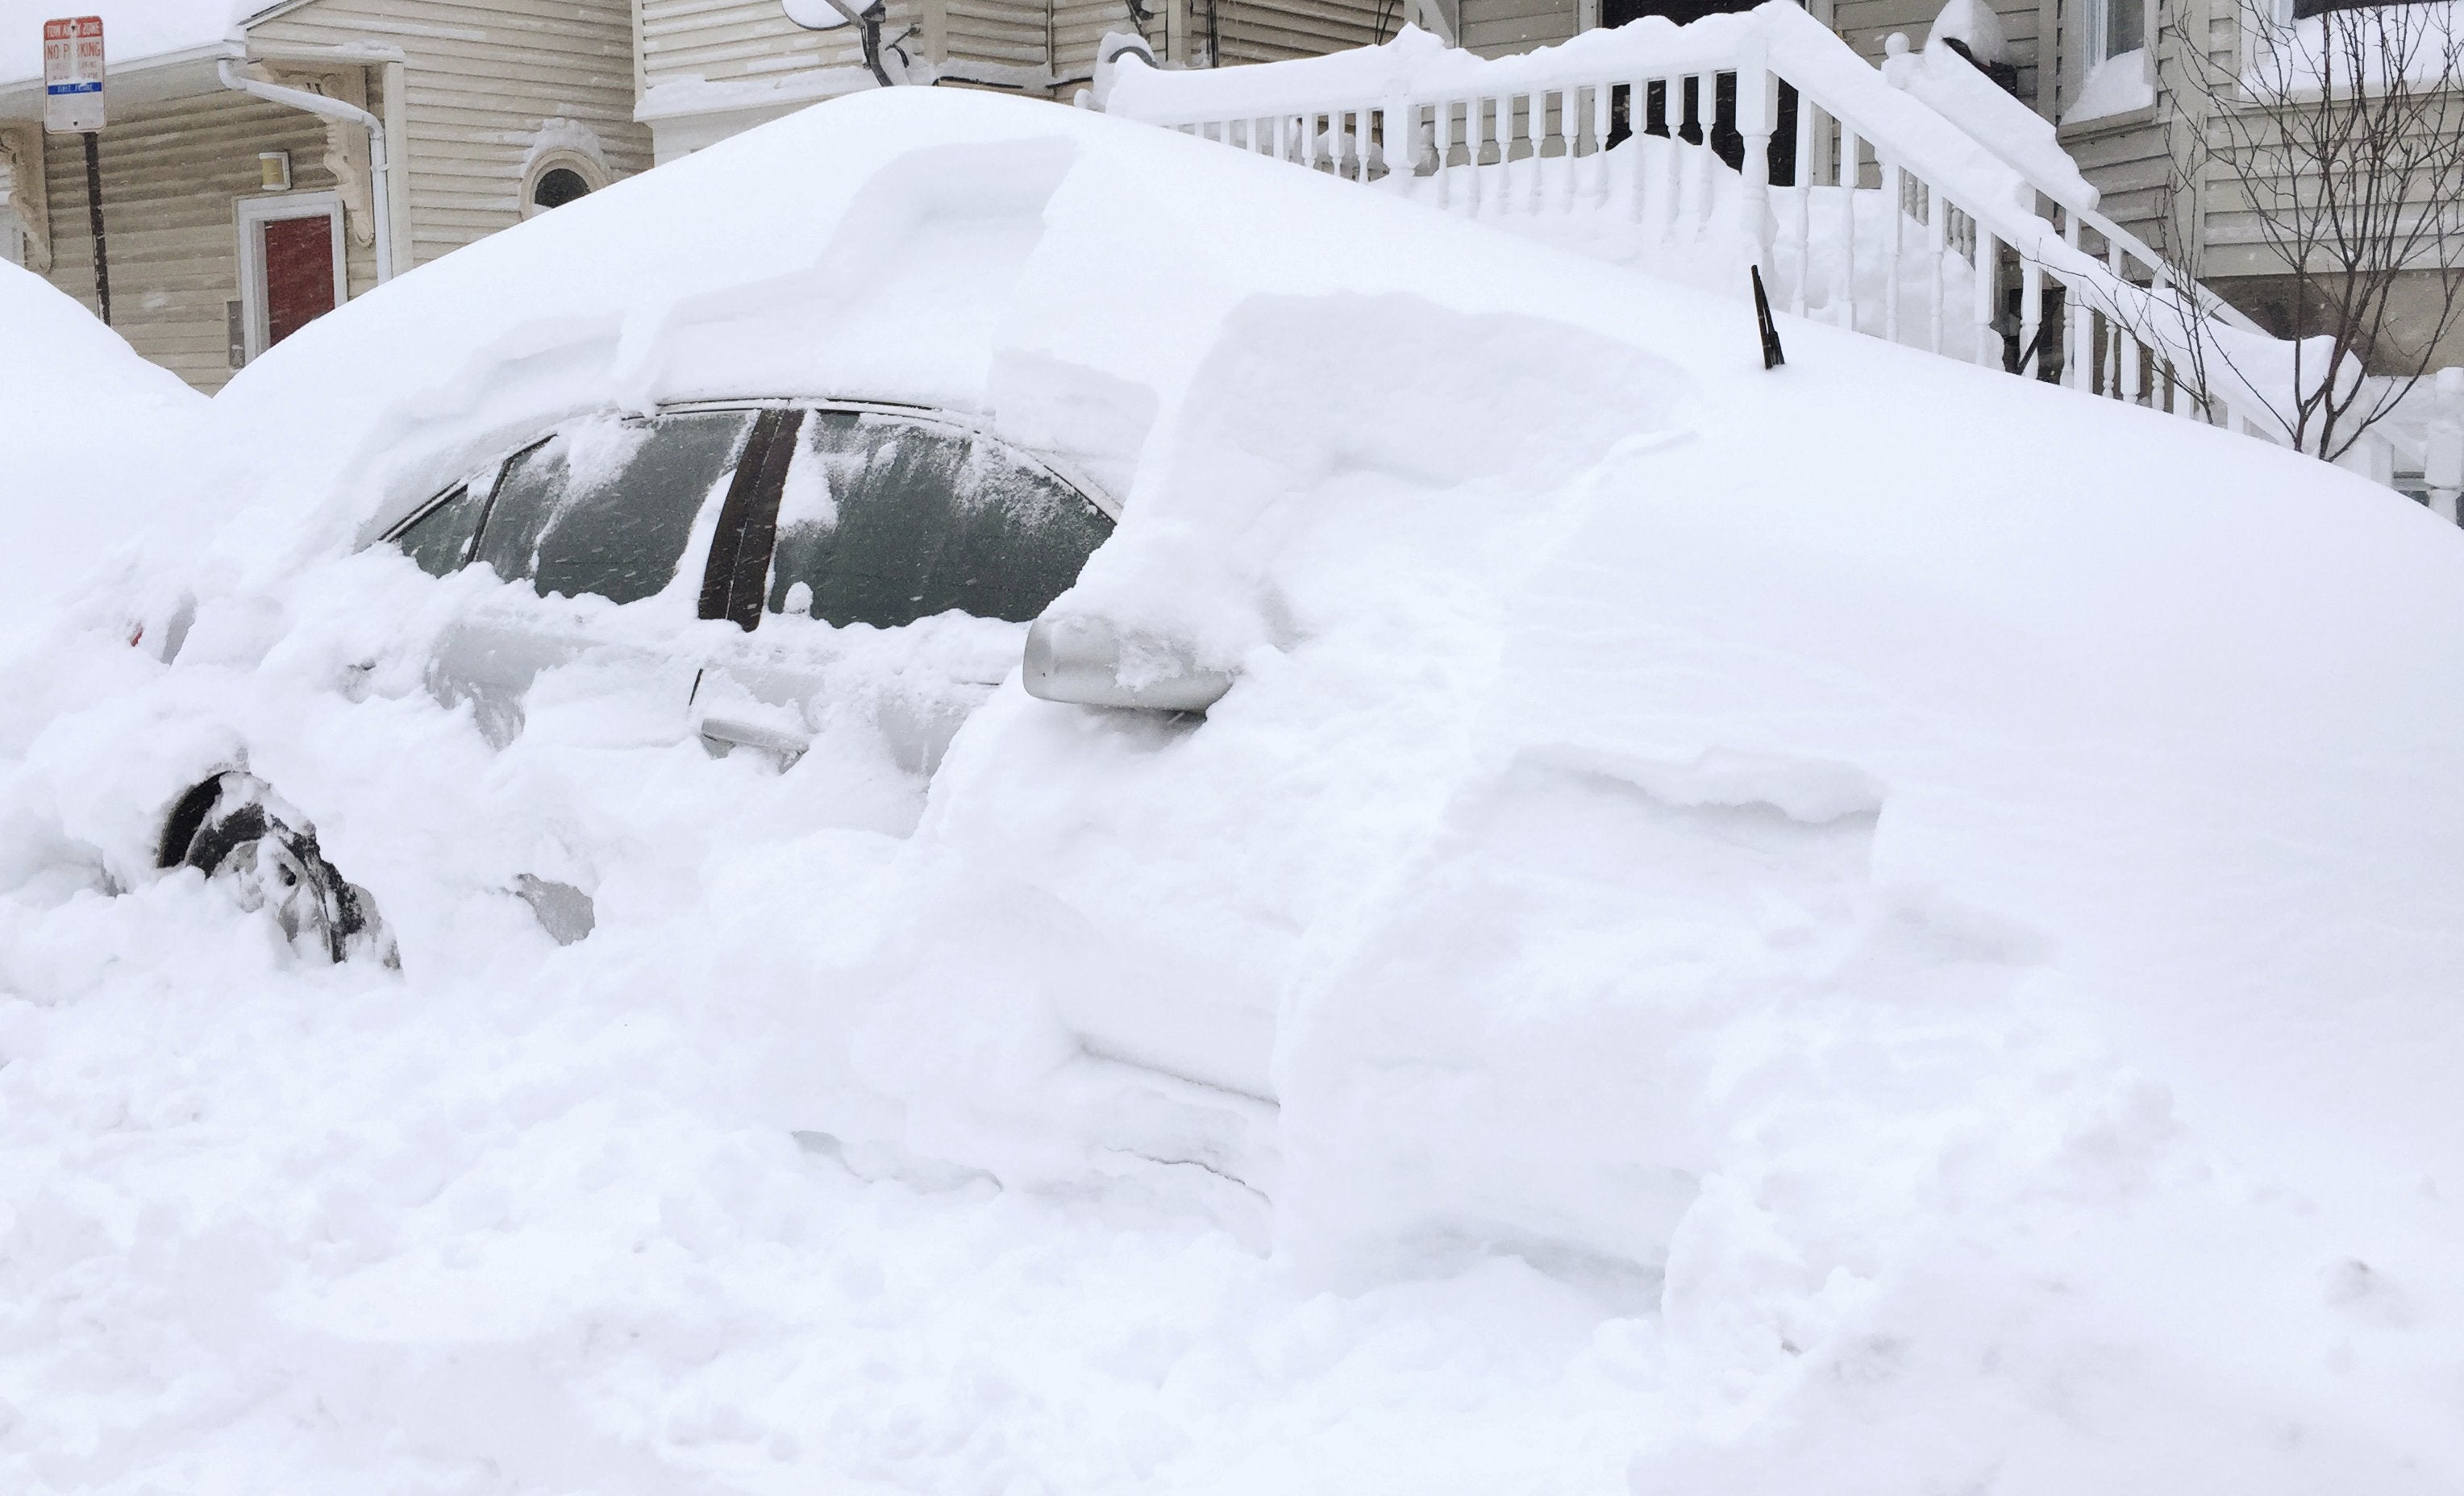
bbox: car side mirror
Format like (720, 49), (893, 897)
(1022, 613), (1234, 713)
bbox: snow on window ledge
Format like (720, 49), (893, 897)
(2065, 48), (2156, 123)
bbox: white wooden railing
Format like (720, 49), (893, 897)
(1101, 3), (2452, 484)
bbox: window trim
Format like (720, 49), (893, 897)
(520, 149), (610, 219)
(2086, 0), (2145, 65)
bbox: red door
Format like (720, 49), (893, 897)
(261, 214), (336, 348)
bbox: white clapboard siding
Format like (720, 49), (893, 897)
(640, 0), (878, 85)
(252, 0), (651, 268)
(38, 91), (377, 393)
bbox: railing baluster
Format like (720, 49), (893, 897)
(1659, 79), (1684, 239)
(1973, 226), (1998, 368)
(1529, 92), (1546, 212)
(1475, 97), (1494, 214)
(1553, 89), (1572, 213)
(1591, 82), (1613, 202)
(1790, 102), (1814, 314)
(1880, 161), (1903, 345)
(2019, 260), (2042, 378)
(1630, 78), (1650, 225)
(1738, 50), (1775, 277)
(1432, 101), (1452, 209)
(1925, 189), (1945, 353)
(1840, 129), (1860, 326)
(1522, 93), (1542, 214)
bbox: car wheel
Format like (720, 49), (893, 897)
(156, 771), (395, 966)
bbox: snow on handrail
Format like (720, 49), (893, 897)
(1105, 3), (2299, 448)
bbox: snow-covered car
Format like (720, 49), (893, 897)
(8, 85), (2464, 1492)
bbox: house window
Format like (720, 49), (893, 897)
(235, 191), (347, 364)
(520, 152), (609, 218)
(532, 168), (590, 210)
(2095, 0), (2144, 60)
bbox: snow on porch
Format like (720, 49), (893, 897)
(1098, 3), (2464, 501)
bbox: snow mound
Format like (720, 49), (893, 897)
(0, 86), (2458, 1494)
(0, 260), (206, 642)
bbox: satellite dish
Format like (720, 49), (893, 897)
(782, 0), (855, 29)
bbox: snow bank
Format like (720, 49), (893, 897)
(0, 85), (2459, 1493)
(0, 260), (205, 642)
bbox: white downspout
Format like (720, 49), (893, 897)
(218, 58), (393, 284)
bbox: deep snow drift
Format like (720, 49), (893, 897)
(0, 262), (206, 641)
(0, 87), (2459, 1494)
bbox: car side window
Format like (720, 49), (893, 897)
(470, 410), (756, 605)
(392, 484), (485, 577)
(765, 412), (1113, 629)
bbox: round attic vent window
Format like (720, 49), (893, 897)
(532, 167), (592, 210)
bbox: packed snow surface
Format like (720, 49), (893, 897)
(2, 86), (2461, 1494)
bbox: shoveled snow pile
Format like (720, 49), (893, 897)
(0, 86), (2458, 1494)
(0, 261), (206, 642)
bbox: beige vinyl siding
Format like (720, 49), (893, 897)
(2062, 109), (2171, 249)
(639, 0), (880, 86)
(1459, 0), (1577, 58)
(1210, 0), (1395, 64)
(946, 0), (1055, 81)
(252, 0), (651, 268)
(37, 91), (376, 393)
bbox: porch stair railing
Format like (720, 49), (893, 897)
(1099, 3), (2462, 497)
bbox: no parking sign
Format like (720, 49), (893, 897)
(42, 15), (105, 134)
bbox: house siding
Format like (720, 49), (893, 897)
(946, 0), (1055, 82)
(639, 0), (884, 89)
(1204, 0), (1391, 65)
(1458, 0), (1577, 58)
(252, 0), (651, 268)
(2062, 108), (2172, 249)
(35, 91), (376, 393)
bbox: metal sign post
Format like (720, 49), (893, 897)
(41, 16), (107, 324)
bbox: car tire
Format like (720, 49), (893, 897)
(156, 771), (395, 966)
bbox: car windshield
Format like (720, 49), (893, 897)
(765, 411), (1113, 630)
